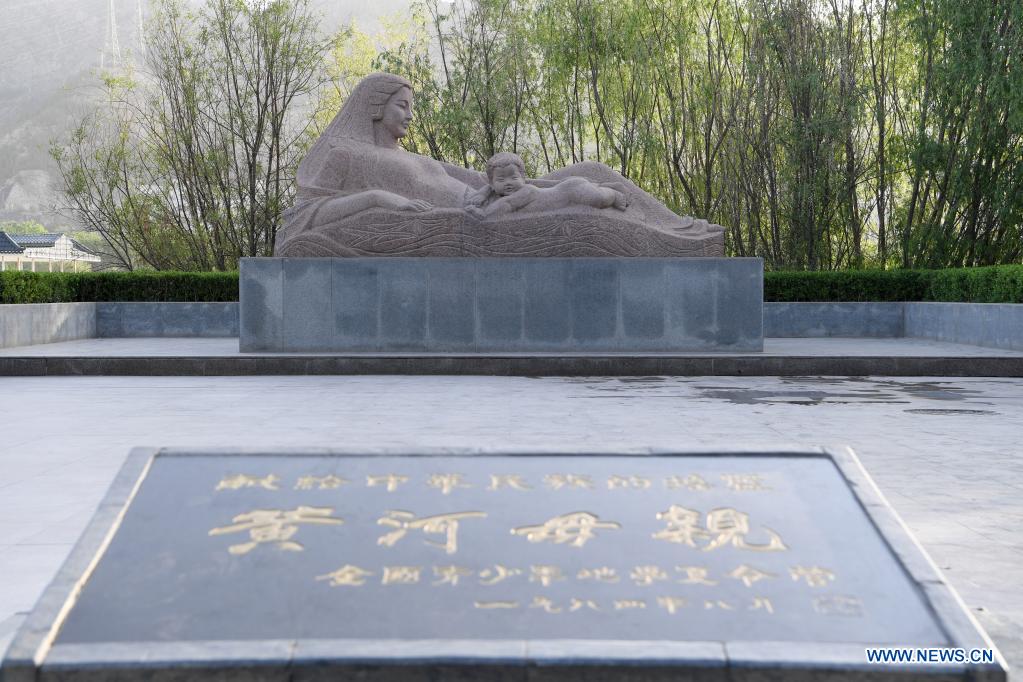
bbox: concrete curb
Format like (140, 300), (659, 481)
(1, 354), (1022, 377)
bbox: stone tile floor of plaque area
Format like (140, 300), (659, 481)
(0, 375), (1021, 674)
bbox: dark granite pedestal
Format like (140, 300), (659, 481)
(240, 257), (764, 352)
(1, 447), (1006, 681)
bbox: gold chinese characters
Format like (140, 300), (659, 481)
(312, 562), (835, 590)
(214, 472), (772, 494)
(305, 559), (851, 622)
(467, 595), (778, 615)
(653, 506), (787, 552)
(377, 510), (486, 554)
(512, 512), (621, 548)
(209, 504), (788, 556)
(209, 506), (343, 555)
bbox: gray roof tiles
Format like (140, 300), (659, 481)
(0, 231), (26, 254)
(10, 233), (62, 247)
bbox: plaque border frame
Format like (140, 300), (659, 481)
(2, 446), (1008, 682)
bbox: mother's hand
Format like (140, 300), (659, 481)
(369, 191), (434, 212)
(399, 198), (433, 212)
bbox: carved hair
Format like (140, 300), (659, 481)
(325, 72), (412, 141)
(297, 73), (413, 188)
(485, 152), (526, 181)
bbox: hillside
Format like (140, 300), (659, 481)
(0, 0), (407, 228)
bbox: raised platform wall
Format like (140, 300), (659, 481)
(4, 299), (1021, 352)
(765, 302), (905, 338)
(97, 303), (238, 338)
(0, 303), (96, 349)
(0, 303), (237, 348)
(240, 257), (765, 352)
(766, 302), (1023, 352)
(905, 303), (1023, 352)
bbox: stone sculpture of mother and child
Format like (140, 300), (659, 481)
(275, 72), (725, 258)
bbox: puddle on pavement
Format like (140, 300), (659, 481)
(553, 376), (997, 408)
(692, 388), (908, 406)
(694, 377), (995, 407)
(903, 408), (998, 416)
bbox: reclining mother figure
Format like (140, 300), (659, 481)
(275, 72), (724, 257)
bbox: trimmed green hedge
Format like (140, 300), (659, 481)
(2, 265), (1022, 304)
(765, 269), (928, 302)
(764, 265), (1023, 303)
(926, 266), (1023, 303)
(0, 271), (78, 304)
(0, 271), (238, 304)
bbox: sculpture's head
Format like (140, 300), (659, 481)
(297, 73), (414, 187)
(324, 72), (414, 145)
(364, 74), (414, 133)
(485, 152), (527, 197)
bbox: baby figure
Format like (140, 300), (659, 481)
(466, 152), (629, 220)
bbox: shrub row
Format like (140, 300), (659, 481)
(0, 271), (238, 304)
(2, 265), (1021, 304)
(764, 265), (1023, 303)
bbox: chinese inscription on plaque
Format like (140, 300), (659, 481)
(207, 469), (854, 620)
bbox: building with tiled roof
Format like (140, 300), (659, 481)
(0, 231), (101, 271)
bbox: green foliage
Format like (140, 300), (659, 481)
(0, 273), (78, 304)
(0, 220), (50, 235)
(0, 271), (239, 303)
(765, 269), (931, 301)
(765, 265), (1023, 302)
(899, 0), (1023, 267)
(4, 267), (1021, 304)
(73, 272), (240, 302)
(928, 266), (1023, 304)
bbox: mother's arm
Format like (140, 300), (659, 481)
(302, 145), (434, 225)
(314, 190), (431, 224)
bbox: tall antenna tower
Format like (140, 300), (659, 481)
(100, 0), (123, 70)
(136, 0), (147, 59)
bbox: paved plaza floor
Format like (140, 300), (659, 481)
(1, 373), (1021, 675)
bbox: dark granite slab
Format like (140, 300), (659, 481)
(239, 257), (765, 352)
(1, 448), (1007, 682)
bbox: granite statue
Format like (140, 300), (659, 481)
(465, 152), (631, 220)
(275, 72), (725, 257)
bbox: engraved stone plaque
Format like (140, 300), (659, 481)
(2, 448), (1007, 682)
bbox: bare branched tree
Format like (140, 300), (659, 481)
(53, 0), (330, 270)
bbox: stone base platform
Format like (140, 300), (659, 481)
(240, 257), (764, 353)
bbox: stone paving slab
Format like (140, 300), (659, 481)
(0, 375), (1021, 677)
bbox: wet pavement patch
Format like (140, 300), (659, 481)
(695, 378), (994, 407)
(903, 408), (998, 416)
